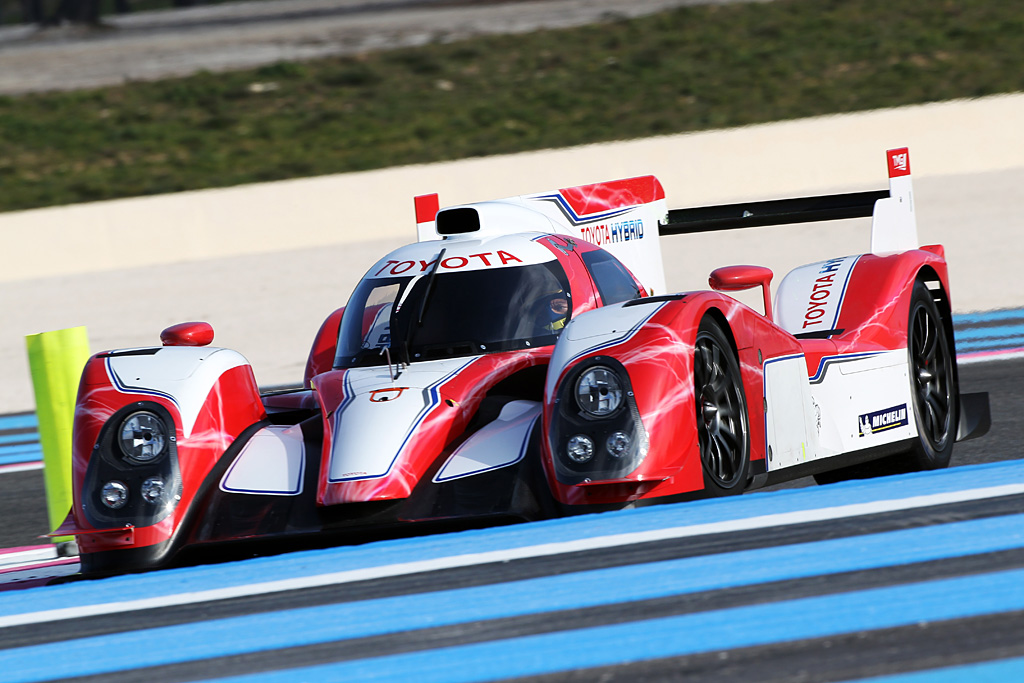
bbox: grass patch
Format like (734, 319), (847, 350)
(0, 0), (1022, 212)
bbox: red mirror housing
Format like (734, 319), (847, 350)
(161, 321), (215, 347)
(709, 265), (774, 320)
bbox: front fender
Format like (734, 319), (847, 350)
(70, 346), (265, 569)
(543, 293), (797, 506)
(542, 295), (708, 505)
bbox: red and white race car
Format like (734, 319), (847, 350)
(59, 148), (989, 573)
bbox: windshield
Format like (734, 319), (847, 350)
(334, 261), (572, 368)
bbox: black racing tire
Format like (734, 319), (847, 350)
(904, 279), (958, 470)
(694, 317), (750, 495)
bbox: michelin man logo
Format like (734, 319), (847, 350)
(858, 413), (872, 437)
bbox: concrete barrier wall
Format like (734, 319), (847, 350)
(1, 93), (1022, 413)
(2, 93), (1022, 284)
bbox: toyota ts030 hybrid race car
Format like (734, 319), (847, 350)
(56, 148), (990, 573)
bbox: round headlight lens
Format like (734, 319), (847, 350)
(101, 481), (129, 509)
(566, 434), (595, 463)
(575, 366), (623, 417)
(140, 477), (165, 504)
(606, 431), (631, 458)
(119, 411), (167, 463)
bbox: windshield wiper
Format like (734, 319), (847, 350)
(402, 247), (445, 364)
(416, 247), (445, 326)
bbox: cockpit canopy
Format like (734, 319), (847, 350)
(334, 260), (572, 368)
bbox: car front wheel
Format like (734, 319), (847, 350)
(694, 317), (750, 495)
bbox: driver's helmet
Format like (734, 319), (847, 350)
(539, 291), (570, 333)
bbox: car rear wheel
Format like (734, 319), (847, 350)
(905, 279), (957, 469)
(694, 317), (749, 495)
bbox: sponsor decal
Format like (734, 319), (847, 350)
(888, 147), (911, 178)
(858, 403), (909, 437)
(578, 218), (645, 247)
(801, 256), (856, 330)
(373, 250), (523, 277)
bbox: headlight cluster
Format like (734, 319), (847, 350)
(551, 359), (648, 484)
(85, 403), (180, 527)
(98, 411), (171, 509)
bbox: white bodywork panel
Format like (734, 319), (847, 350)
(774, 255), (860, 336)
(105, 347), (250, 439)
(220, 424), (305, 496)
(764, 349), (917, 471)
(763, 356), (818, 470)
(327, 357), (477, 482)
(433, 400), (540, 482)
(871, 169), (918, 254)
(809, 349), (917, 455)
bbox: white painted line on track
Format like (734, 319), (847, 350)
(0, 462), (43, 474)
(958, 349), (1024, 364)
(3, 482), (1024, 630)
(0, 546), (57, 566)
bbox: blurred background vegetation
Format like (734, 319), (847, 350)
(0, 0), (1021, 213)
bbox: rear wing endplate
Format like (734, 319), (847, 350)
(660, 148), (918, 254)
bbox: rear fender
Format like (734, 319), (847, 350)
(835, 250), (949, 351)
(774, 249), (950, 350)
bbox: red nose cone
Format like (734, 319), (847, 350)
(161, 321), (214, 347)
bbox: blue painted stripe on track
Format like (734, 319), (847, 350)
(841, 656), (1024, 683)
(954, 323), (1024, 341)
(5, 513), (1024, 682)
(0, 444), (42, 456)
(169, 567), (1024, 683)
(957, 338), (1024, 352)
(0, 414), (37, 430)
(0, 451), (43, 466)
(5, 459), (1024, 619)
(0, 433), (39, 445)
(953, 308), (1024, 325)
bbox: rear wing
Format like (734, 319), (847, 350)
(660, 148), (918, 254)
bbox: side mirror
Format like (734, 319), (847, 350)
(161, 321), (214, 347)
(709, 265), (774, 320)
